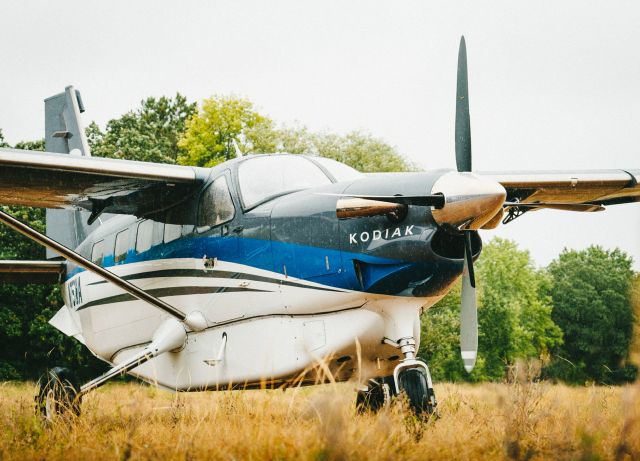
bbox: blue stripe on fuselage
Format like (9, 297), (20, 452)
(66, 235), (462, 297)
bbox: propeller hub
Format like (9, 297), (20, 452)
(430, 171), (506, 230)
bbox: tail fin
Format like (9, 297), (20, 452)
(44, 86), (90, 157)
(45, 86), (99, 257)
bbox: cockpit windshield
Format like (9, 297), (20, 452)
(238, 156), (332, 209)
(312, 157), (363, 182)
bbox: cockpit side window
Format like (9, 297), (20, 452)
(197, 175), (235, 232)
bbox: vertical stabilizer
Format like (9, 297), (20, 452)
(45, 86), (98, 257)
(44, 86), (90, 157)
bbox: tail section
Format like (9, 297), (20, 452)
(44, 86), (90, 157)
(45, 86), (98, 257)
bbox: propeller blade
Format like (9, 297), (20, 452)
(455, 36), (472, 173)
(460, 231), (478, 372)
(463, 231), (476, 288)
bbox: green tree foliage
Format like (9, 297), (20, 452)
(177, 96), (276, 167)
(0, 205), (51, 379)
(177, 95), (413, 172)
(270, 125), (414, 172)
(420, 238), (562, 382)
(418, 281), (471, 381)
(0, 129), (9, 148)
(0, 140), (105, 380)
(89, 94), (196, 164)
(14, 139), (45, 151)
(311, 131), (413, 172)
(630, 274), (640, 368)
(545, 247), (637, 384)
(478, 239), (562, 380)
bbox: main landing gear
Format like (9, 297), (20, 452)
(35, 317), (188, 420)
(356, 377), (394, 412)
(358, 337), (437, 416)
(35, 367), (82, 421)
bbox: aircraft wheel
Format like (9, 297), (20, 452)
(397, 368), (436, 415)
(356, 378), (392, 413)
(35, 367), (82, 421)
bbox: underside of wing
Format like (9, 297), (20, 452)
(481, 169), (640, 206)
(0, 148), (207, 219)
(0, 260), (66, 284)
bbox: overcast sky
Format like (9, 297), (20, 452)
(1, 1), (639, 269)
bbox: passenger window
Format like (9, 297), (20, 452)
(136, 220), (154, 253)
(197, 175), (235, 232)
(114, 229), (129, 264)
(91, 241), (104, 266)
(164, 224), (182, 243)
(153, 222), (165, 245)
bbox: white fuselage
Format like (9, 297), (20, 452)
(52, 257), (446, 390)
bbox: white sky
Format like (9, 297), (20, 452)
(1, 0), (639, 269)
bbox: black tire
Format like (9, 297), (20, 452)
(356, 379), (392, 413)
(35, 367), (82, 420)
(398, 368), (435, 415)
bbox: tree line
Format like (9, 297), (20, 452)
(420, 239), (638, 384)
(0, 94), (637, 384)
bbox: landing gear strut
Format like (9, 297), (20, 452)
(358, 336), (438, 415)
(35, 317), (188, 420)
(392, 337), (437, 415)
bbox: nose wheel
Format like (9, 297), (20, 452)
(356, 368), (437, 416)
(391, 340), (438, 415)
(358, 336), (438, 415)
(397, 367), (437, 415)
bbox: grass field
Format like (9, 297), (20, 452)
(1, 378), (639, 461)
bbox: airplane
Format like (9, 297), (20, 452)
(0, 37), (638, 419)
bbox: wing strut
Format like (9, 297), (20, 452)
(0, 209), (186, 321)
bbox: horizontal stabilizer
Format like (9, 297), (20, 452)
(0, 260), (66, 284)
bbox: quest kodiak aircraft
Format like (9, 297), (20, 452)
(1, 38), (639, 418)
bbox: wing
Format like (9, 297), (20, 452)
(0, 148), (207, 220)
(481, 169), (640, 205)
(0, 260), (65, 284)
(478, 169), (640, 223)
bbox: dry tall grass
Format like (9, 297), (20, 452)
(1, 377), (639, 461)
